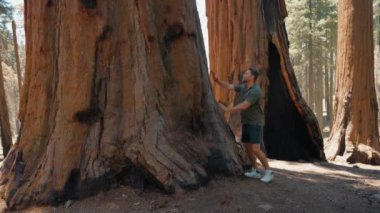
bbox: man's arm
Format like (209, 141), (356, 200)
(211, 71), (235, 91)
(219, 101), (251, 112)
(219, 89), (260, 112)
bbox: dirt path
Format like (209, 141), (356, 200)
(10, 160), (380, 212)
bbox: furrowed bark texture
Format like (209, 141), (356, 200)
(0, 0), (242, 209)
(326, 0), (380, 165)
(207, 0), (325, 161)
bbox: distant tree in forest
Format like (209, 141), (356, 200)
(286, 0), (337, 130)
(373, 0), (380, 124)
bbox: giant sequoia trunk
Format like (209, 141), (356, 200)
(0, 55), (12, 157)
(207, 0), (325, 161)
(0, 0), (242, 209)
(325, 0), (380, 165)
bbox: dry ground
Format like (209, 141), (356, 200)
(7, 160), (378, 213)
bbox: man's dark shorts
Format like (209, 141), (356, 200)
(242, 124), (263, 144)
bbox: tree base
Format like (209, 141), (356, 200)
(342, 144), (380, 165)
(328, 141), (380, 165)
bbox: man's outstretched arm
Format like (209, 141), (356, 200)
(219, 101), (251, 112)
(211, 70), (235, 91)
(218, 90), (259, 112)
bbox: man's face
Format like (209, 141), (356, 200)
(242, 70), (254, 83)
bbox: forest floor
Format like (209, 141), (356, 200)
(6, 159), (379, 213)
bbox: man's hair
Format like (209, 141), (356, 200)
(248, 67), (260, 80)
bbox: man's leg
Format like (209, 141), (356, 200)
(243, 143), (261, 178)
(252, 144), (269, 169)
(252, 144), (273, 182)
(244, 143), (258, 169)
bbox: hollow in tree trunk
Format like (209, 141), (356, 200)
(207, 0), (325, 161)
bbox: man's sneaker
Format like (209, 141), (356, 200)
(260, 170), (274, 183)
(244, 169), (261, 179)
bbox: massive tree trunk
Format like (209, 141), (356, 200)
(207, 0), (325, 161)
(0, 54), (12, 157)
(0, 0), (242, 210)
(326, 0), (380, 165)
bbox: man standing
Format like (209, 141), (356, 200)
(212, 68), (274, 183)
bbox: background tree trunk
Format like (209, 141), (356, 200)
(12, 20), (22, 97)
(0, 0), (242, 209)
(324, 52), (330, 131)
(0, 53), (12, 157)
(328, 51), (334, 127)
(308, 0), (315, 113)
(207, 0), (325, 161)
(305, 65), (309, 103)
(326, 0), (380, 165)
(315, 56), (323, 131)
(11, 20), (21, 133)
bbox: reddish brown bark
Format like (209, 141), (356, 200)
(0, 0), (241, 209)
(0, 55), (12, 157)
(326, 0), (380, 164)
(207, 0), (325, 161)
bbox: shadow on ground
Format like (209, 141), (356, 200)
(11, 160), (378, 213)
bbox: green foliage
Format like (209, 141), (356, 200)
(0, 29), (16, 68)
(375, 0), (380, 47)
(0, 0), (16, 68)
(0, 0), (13, 30)
(375, 0), (380, 94)
(285, 0), (337, 97)
(286, 0), (380, 124)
